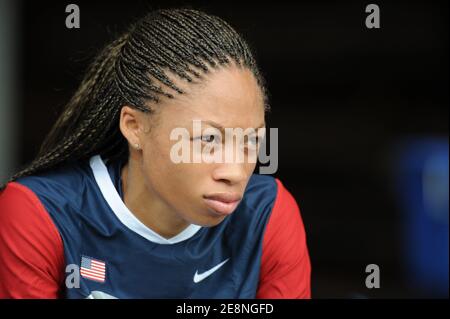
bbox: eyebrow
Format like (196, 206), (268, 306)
(201, 119), (266, 130)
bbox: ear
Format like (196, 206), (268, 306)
(119, 105), (145, 150)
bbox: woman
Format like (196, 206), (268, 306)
(0, 8), (311, 299)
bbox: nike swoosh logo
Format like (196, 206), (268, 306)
(193, 258), (229, 283)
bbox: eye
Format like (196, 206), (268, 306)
(250, 136), (259, 145)
(245, 135), (259, 147)
(199, 134), (221, 144)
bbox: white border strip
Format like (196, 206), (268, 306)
(89, 155), (201, 244)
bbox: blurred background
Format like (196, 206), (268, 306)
(0, 0), (448, 298)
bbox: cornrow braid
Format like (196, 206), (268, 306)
(1, 8), (268, 190)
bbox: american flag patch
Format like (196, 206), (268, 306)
(80, 256), (106, 283)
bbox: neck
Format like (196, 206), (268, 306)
(120, 157), (189, 239)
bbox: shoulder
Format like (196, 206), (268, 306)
(233, 174), (306, 248)
(0, 182), (65, 298)
(16, 159), (90, 197)
(254, 177), (311, 298)
(0, 181), (62, 245)
(245, 175), (305, 242)
(243, 174), (300, 218)
(242, 174), (278, 210)
(236, 175), (311, 298)
(0, 181), (52, 224)
(12, 159), (93, 213)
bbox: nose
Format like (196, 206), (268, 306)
(212, 162), (248, 186)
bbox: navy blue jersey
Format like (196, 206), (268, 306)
(0, 155), (311, 298)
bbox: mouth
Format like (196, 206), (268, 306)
(203, 192), (242, 216)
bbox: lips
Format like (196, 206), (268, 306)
(203, 193), (242, 216)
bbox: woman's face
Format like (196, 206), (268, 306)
(126, 65), (265, 227)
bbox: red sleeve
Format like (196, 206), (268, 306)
(0, 182), (65, 298)
(256, 179), (311, 299)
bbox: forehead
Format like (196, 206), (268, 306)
(157, 65), (265, 129)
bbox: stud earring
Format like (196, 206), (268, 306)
(134, 143), (140, 150)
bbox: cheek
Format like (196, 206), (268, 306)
(141, 136), (210, 206)
(141, 137), (180, 189)
(245, 161), (257, 176)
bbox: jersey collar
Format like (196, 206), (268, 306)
(89, 155), (202, 245)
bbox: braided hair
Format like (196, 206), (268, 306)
(1, 8), (267, 190)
